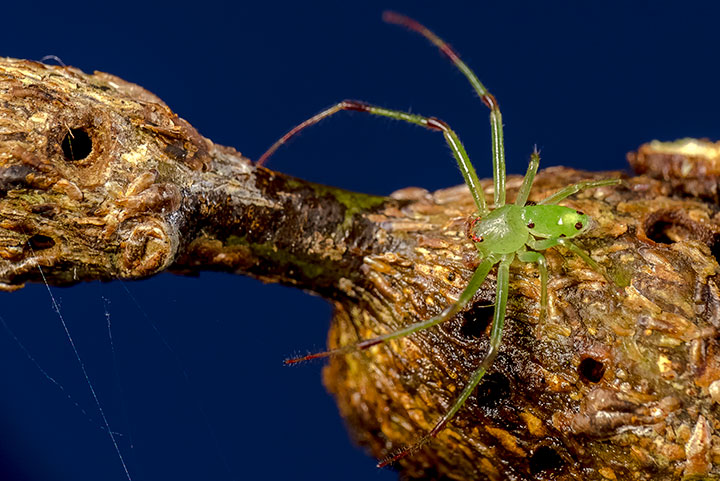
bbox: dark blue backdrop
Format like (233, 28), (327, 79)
(0, 1), (718, 480)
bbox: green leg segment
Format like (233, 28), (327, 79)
(515, 149), (540, 206)
(257, 100), (489, 215)
(383, 11), (506, 207)
(527, 237), (559, 251)
(378, 253), (513, 467)
(489, 109), (505, 207)
(528, 237), (621, 289)
(558, 239), (623, 288)
(426, 254), (513, 436)
(287, 256), (498, 365)
(538, 179), (621, 205)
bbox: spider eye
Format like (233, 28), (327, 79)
(575, 222), (583, 230)
(527, 222), (535, 228)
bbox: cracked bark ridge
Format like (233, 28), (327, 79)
(0, 57), (391, 293)
(2, 57), (720, 480)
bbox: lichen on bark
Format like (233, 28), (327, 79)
(2, 57), (720, 480)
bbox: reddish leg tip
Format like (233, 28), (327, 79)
(377, 447), (412, 468)
(382, 11), (418, 30)
(381, 11), (403, 23)
(284, 352), (324, 364)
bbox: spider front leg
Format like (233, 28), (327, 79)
(256, 100), (489, 215)
(527, 237), (619, 289)
(538, 178), (621, 205)
(380, 253), (514, 467)
(558, 238), (622, 288)
(384, 11), (507, 206)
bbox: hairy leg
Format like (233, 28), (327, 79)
(257, 100), (489, 215)
(384, 11), (506, 206)
(379, 253), (514, 467)
(538, 179), (621, 205)
(515, 148), (540, 206)
(286, 256), (498, 364)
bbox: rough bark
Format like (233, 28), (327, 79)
(2, 57), (720, 480)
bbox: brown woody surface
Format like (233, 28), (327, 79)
(2, 58), (720, 480)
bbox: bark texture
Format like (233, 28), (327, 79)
(2, 58), (720, 480)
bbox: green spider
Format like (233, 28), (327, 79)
(257, 12), (620, 467)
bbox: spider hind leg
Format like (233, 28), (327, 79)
(286, 257), (497, 365)
(379, 254), (513, 467)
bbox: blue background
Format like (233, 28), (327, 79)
(0, 1), (718, 480)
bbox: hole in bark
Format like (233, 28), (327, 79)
(475, 372), (510, 407)
(27, 234), (55, 250)
(578, 357), (605, 383)
(459, 302), (494, 339)
(642, 210), (709, 245)
(644, 219), (676, 244)
(529, 446), (564, 475)
(712, 240), (720, 267)
(61, 128), (92, 161)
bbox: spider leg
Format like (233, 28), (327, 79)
(379, 253), (513, 467)
(527, 237), (620, 289)
(515, 148), (540, 206)
(517, 249), (548, 319)
(257, 100), (489, 215)
(256, 103), (347, 166)
(526, 237), (559, 250)
(286, 256), (498, 364)
(383, 12), (506, 206)
(557, 238), (622, 288)
(537, 179), (621, 205)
